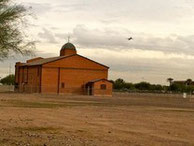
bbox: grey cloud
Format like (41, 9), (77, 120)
(128, 35), (194, 54)
(91, 53), (194, 74)
(72, 25), (130, 49)
(38, 28), (58, 44)
(22, 0), (194, 27)
(59, 25), (194, 55)
(53, 0), (194, 23)
(38, 25), (194, 55)
(55, 33), (68, 40)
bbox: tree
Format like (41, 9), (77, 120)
(124, 82), (135, 90)
(135, 82), (151, 90)
(150, 84), (163, 91)
(170, 83), (182, 92)
(0, 74), (15, 85)
(113, 78), (125, 90)
(167, 78), (174, 86)
(186, 79), (192, 86)
(0, 0), (35, 60)
(185, 79), (193, 95)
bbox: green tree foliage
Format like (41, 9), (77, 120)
(0, 74), (15, 85)
(113, 79), (164, 92)
(170, 83), (183, 92)
(0, 0), (35, 60)
(113, 78), (194, 93)
(170, 82), (194, 93)
(124, 82), (135, 90)
(113, 78), (125, 90)
(134, 82), (151, 90)
(151, 84), (164, 91)
(186, 79), (192, 85)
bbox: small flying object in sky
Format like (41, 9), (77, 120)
(128, 37), (133, 40)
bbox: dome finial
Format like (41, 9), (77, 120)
(67, 34), (70, 43)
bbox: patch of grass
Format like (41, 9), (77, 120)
(3, 97), (194, 109)
(5, 100), (62, 108)
(4, 99), (107, 108)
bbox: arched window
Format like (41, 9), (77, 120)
(101, 84), (106, 90)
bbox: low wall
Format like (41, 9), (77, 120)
(113, 92), (194, 98)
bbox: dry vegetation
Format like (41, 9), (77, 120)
(0, 93), (194, 146)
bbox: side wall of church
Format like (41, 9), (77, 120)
(26, 66), (41, 93)
(41, 67), (108, 94)
(16, 66), (41, 93)
(41, 67), (59, 93)
(59, 68), (107, 94)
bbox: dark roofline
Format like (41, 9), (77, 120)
(20, 54), (109, 69)
(20, 55), (73, 67)
(40, 54), (75, 66)
(88, 78), (113, 83)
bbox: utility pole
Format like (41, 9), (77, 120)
(9, 63), (11, 76)
(9, 63), (11, 92)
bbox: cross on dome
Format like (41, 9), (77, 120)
(67, 35), (71, 43)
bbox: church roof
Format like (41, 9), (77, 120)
(23, 56), (65, 66)
(21, 54), (109, 68)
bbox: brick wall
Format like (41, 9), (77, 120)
(93, 80), (113, 96)
(41, 67), (107, 94)
(16, 66), (41, 93)
(60, 49), (76, 56)
(41, 67), (58, 93)
(26, 66), (41, 93)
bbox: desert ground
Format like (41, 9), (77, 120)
(0, 93), (194, 146)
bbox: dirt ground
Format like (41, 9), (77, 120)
(0, 93), (194, 146)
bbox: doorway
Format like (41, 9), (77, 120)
(86, 84), (93, 95)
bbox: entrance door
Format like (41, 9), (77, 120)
(86, 85), (93, 95)
(89, 86), (92, 95)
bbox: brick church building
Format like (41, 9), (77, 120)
(15, 42), (112, 96)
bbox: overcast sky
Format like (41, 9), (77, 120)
(1, 0), (194, 84)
